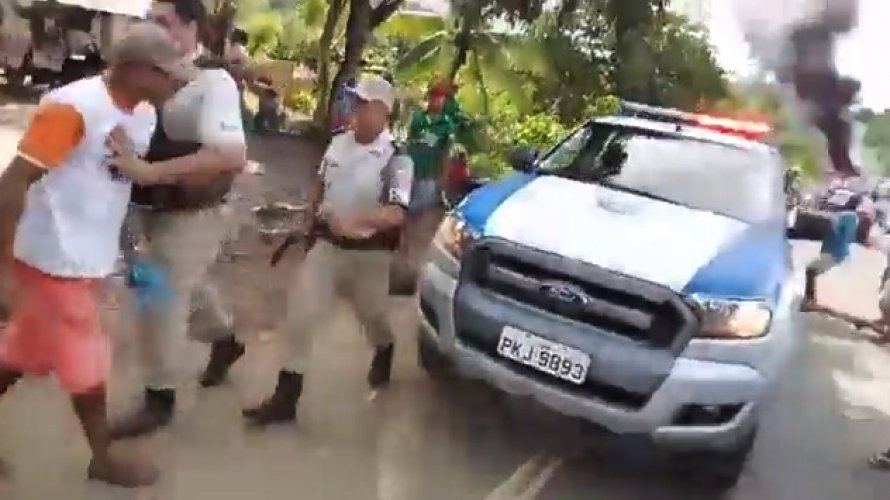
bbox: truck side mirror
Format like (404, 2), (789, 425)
(508, 147), (539, 172)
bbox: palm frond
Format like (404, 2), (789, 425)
(474, 39), (532, 112)
(394, 31), (450, 79)
(379, 13), (447, 40)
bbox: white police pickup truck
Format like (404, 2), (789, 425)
(416, 103), (803, 490)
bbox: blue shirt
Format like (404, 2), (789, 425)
(821, 211), (859, 261)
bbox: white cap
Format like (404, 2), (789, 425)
(349, 76), (396, 113)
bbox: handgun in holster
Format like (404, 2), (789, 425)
(269, 218), (327, 267)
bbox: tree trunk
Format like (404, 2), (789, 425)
(312, 0), (347, 126)
(448, 1), (482, 84)
(370, 0), (405, 29)
(448, 21), (471, 83)
(326, 0), (370, 126)
(319, 0), (405, 130)
(205, 0), (236, 57)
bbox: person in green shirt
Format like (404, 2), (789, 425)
(390, 84), (457, 295)
(406, 86), (455, 211)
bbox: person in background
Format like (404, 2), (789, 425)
(443, 148), (471, 206)
(107, 0), (248, 440)
(253, 76), (281, 133)
(390, 82), (455, 293)
(242, 76), (412, 427)
(226, 28), (250, 126)
(226, 28), (248, 68)
(0, 22), (192, 487)
(332, 77), (358, 132)
(802, 195), (882, 311)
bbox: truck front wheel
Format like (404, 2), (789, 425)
(671, 427), (757, 493)
(417, 331), (454, 379)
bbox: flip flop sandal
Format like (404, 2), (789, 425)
(868, 452), (890, 470)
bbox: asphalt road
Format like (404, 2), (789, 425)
(2, 103), (890, 500)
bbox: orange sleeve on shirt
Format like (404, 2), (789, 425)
(17, 102), (85, 169)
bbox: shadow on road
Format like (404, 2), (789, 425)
(533, 314), (890, 500)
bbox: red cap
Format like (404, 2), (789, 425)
(429, 81), (452, 97)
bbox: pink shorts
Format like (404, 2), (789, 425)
(0, 260), (108, 394)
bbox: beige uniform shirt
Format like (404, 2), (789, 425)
(318, 131), (413, 219)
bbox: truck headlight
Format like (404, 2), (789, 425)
(433, 214), (476, 259)
(690, 295), (772, 339)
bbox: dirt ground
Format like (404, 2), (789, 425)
(205, 131), (324, 335)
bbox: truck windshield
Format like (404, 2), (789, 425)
(537, 123), (785, 223)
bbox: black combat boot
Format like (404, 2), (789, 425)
(109, 388), (175, 440)
(200, 335), (246, 388)
(367, 343), (395, 389)
(242, 370), (303, 427)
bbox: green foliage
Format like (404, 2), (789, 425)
(241, 0), (331, 61)
(244, 12), (285, 55)
(284, 88), (318, 114)
(586, 95), (622, 117)
(238, 0), (731, 180)
(509, 113), (570, 150)
(462, 93), (621, 180)
(648, 14), (728, 109)
(864, 112), (890, 174)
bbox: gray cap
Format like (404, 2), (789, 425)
(106, 22), (198, 82)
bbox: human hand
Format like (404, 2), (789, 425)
(127, 260), (173, 308)
(106, 127), (159, 184)
(325, 214), (373, 239)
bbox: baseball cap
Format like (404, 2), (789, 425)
(106, 22), (198, 82)
(349, 76), (396, 113)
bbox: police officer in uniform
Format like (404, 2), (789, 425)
(108, 0), (248, 439)
(244, 76), (413, 426)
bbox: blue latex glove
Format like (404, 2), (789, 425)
(127, 260), (173, 309)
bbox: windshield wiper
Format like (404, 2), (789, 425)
(594, 181), (678, 206)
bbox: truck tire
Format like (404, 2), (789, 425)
(417, 331), (454, 379)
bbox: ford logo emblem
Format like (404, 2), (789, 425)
(540, 281), (590, 305)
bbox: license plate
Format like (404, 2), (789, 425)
(496, 326), (590, 385)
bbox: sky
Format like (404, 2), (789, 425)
(710, 0), (883, 110)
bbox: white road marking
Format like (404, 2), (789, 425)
(483, 454), (565, 500)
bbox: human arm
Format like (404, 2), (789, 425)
(108, 72), (247, 185)
(407, 109), (425, 141)
(351, 152), (412, 233)
(0, 102), (83, 261)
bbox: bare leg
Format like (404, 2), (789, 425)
(0, 367), (22, 478)
(71, 387), (158, 487)
(0, 367), (22, 395)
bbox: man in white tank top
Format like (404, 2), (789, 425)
(0, 23), (195, 488)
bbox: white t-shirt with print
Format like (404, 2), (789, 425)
(14, 77), (157, 278)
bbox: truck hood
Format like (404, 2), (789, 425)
(459, 175), (788, 299)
